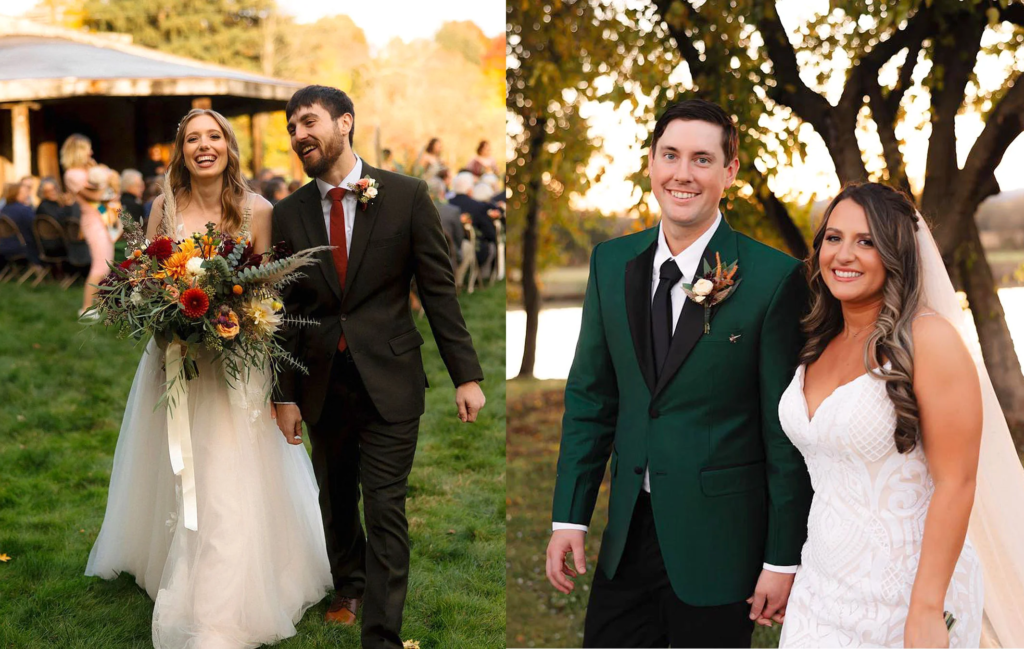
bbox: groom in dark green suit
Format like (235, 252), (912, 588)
(546, 99), (813, 647)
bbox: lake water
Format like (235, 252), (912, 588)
(506, 287), (1024, 380)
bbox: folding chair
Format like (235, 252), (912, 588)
(33, 214), (69, 287)
(63, 218), (93, 286)
(0, 215), (45, 285)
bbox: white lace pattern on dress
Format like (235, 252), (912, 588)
(778, 364), (983, 648)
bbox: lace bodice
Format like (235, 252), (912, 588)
(777, 363), (983, 647)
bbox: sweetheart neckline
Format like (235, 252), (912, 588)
(799, 363), (889, 425)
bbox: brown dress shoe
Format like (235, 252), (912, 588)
(325, 594), (360, 625)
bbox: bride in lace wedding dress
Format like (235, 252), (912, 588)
(85, 109), (331, 648)
(777, 183), (988, 647)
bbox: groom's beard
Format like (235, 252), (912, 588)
(300, 126), (345, 178)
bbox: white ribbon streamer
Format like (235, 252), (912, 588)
(165, 343), (198, 531)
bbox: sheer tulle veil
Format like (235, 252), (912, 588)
(915, 213), (1024, 646)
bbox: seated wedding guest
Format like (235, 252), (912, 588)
(1, 181), (41, 266)
(120, 168), (145, 223)
(141, 144), (166, 180)
(427, 176), (464, 261)
(261, 177), (288, 205)
(35, 177), (68, 223)
(449, 172), (498, 270)
(467, 140), (497, 177)
(287, 179), (302, 194)
(380, 148), (398, 173)
(141, 180), (163, 231)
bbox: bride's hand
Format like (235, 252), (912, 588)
(903, 606), (948, 648)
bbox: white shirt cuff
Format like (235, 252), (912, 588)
(763, 562), (798, 574)
(552, 522), (589, 533)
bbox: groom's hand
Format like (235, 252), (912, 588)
(273, 403), (304, 445)
(746, 570), (795, 627)
(455, 381), (486, 423)
(546, 530), (587, 594)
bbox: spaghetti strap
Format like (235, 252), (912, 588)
(239, 192), (255, 241)
(914, 311), (940, 320)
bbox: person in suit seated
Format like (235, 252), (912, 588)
(120, 169), (146, 223)
(427, 176), (464, 263)
(448, 172), (499, 272)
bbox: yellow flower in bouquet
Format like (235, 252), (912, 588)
(163, 239), (201, 281)
(245, 297), (283, 336)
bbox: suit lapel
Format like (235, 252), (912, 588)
(653, 218), (739, 398)
(296, 180), (343, 302)
(342, 162), (384, 299)
(625, 231), (658, 395)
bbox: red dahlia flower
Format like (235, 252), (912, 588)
(146, 237), (174, 261)
(118, 258), (135, 270)
(180, 287), (210, 319)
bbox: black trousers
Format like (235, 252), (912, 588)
(308, 350), (419, 649)
(583, 492), (755, 648)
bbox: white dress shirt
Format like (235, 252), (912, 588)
(552, 213), (796, 574)
(315, 155), (363, 255)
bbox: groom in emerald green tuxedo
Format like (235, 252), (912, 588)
(546, 99), (813, 647)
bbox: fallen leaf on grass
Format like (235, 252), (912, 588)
(0, 553), (10, 562)
(16, 415), (25, 422)
(447, 529), (456, 534)
(32, 343), (41, 349)
(403, 641), (420, 649)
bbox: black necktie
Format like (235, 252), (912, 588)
(652, 258), (683, 378)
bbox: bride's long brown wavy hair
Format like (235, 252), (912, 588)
(801, 182), (924, 453)
(167, 109), (248, 235)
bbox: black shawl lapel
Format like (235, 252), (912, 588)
(625, 236), (658, 395)
(653, 218), (739, 399)
(342, 162), (384, 299)
(296, 179), (343, 302)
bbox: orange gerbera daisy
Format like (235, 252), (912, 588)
(162, 239), (200, 281)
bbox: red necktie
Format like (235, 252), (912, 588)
(328, 187), (348, 352)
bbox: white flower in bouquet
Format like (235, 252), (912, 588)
(185, 257), (206, 279)
(246, 297), (283, 335)
(130, 288), (143, 305)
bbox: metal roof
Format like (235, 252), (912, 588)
(0, 18), (299, 103)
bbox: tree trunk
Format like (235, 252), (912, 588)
(752, 177), (808, 259)
(516, 122), (546, 380)
(956, 218), (1024, 449)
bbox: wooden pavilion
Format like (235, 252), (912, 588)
(0, 17), (303, 185)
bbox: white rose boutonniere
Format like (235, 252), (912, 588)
(681, 252), (741, 334)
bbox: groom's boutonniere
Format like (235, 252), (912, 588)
(347, 176), (380, 211)
(682, 252), (741, 335)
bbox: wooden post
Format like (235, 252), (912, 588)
(11, 104), (31, 178)
(251, 113), (266, 177)
(192, 97), (212, 110)
(36, 141), (59, 181)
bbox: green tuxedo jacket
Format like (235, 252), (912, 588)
(552, 218), (813, 606)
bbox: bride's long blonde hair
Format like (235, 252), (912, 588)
(166, 109), (249, 235)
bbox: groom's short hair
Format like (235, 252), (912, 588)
(651, 98), (738, 165)
(286, 85), (355, 146)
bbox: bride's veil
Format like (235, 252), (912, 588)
(915, 213), (1024, 646)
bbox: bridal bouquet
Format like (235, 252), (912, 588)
(90, 212), (324, 405)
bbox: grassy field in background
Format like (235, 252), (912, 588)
(505, 378), (781, 649)
(0, 279), (506, 648)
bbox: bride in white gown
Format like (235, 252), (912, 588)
(86, 109), (331, 648)
(776, 183), (985, 647)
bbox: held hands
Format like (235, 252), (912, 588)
(272, 403), (304, 445)
(746, 570), (795, 627)
(904, 605), (949, 648)
(546, 529), (587, 594)
(455, 381), (486, 423)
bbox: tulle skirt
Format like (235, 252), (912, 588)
(86, 339), (332, 648)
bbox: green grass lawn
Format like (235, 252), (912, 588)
(0, 279), (506, 648)
(505, 379), (781, 649)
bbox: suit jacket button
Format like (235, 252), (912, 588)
(649, 408), (660, 419)
(634, 466), (643, 475)
(340, 314), (347, 321)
